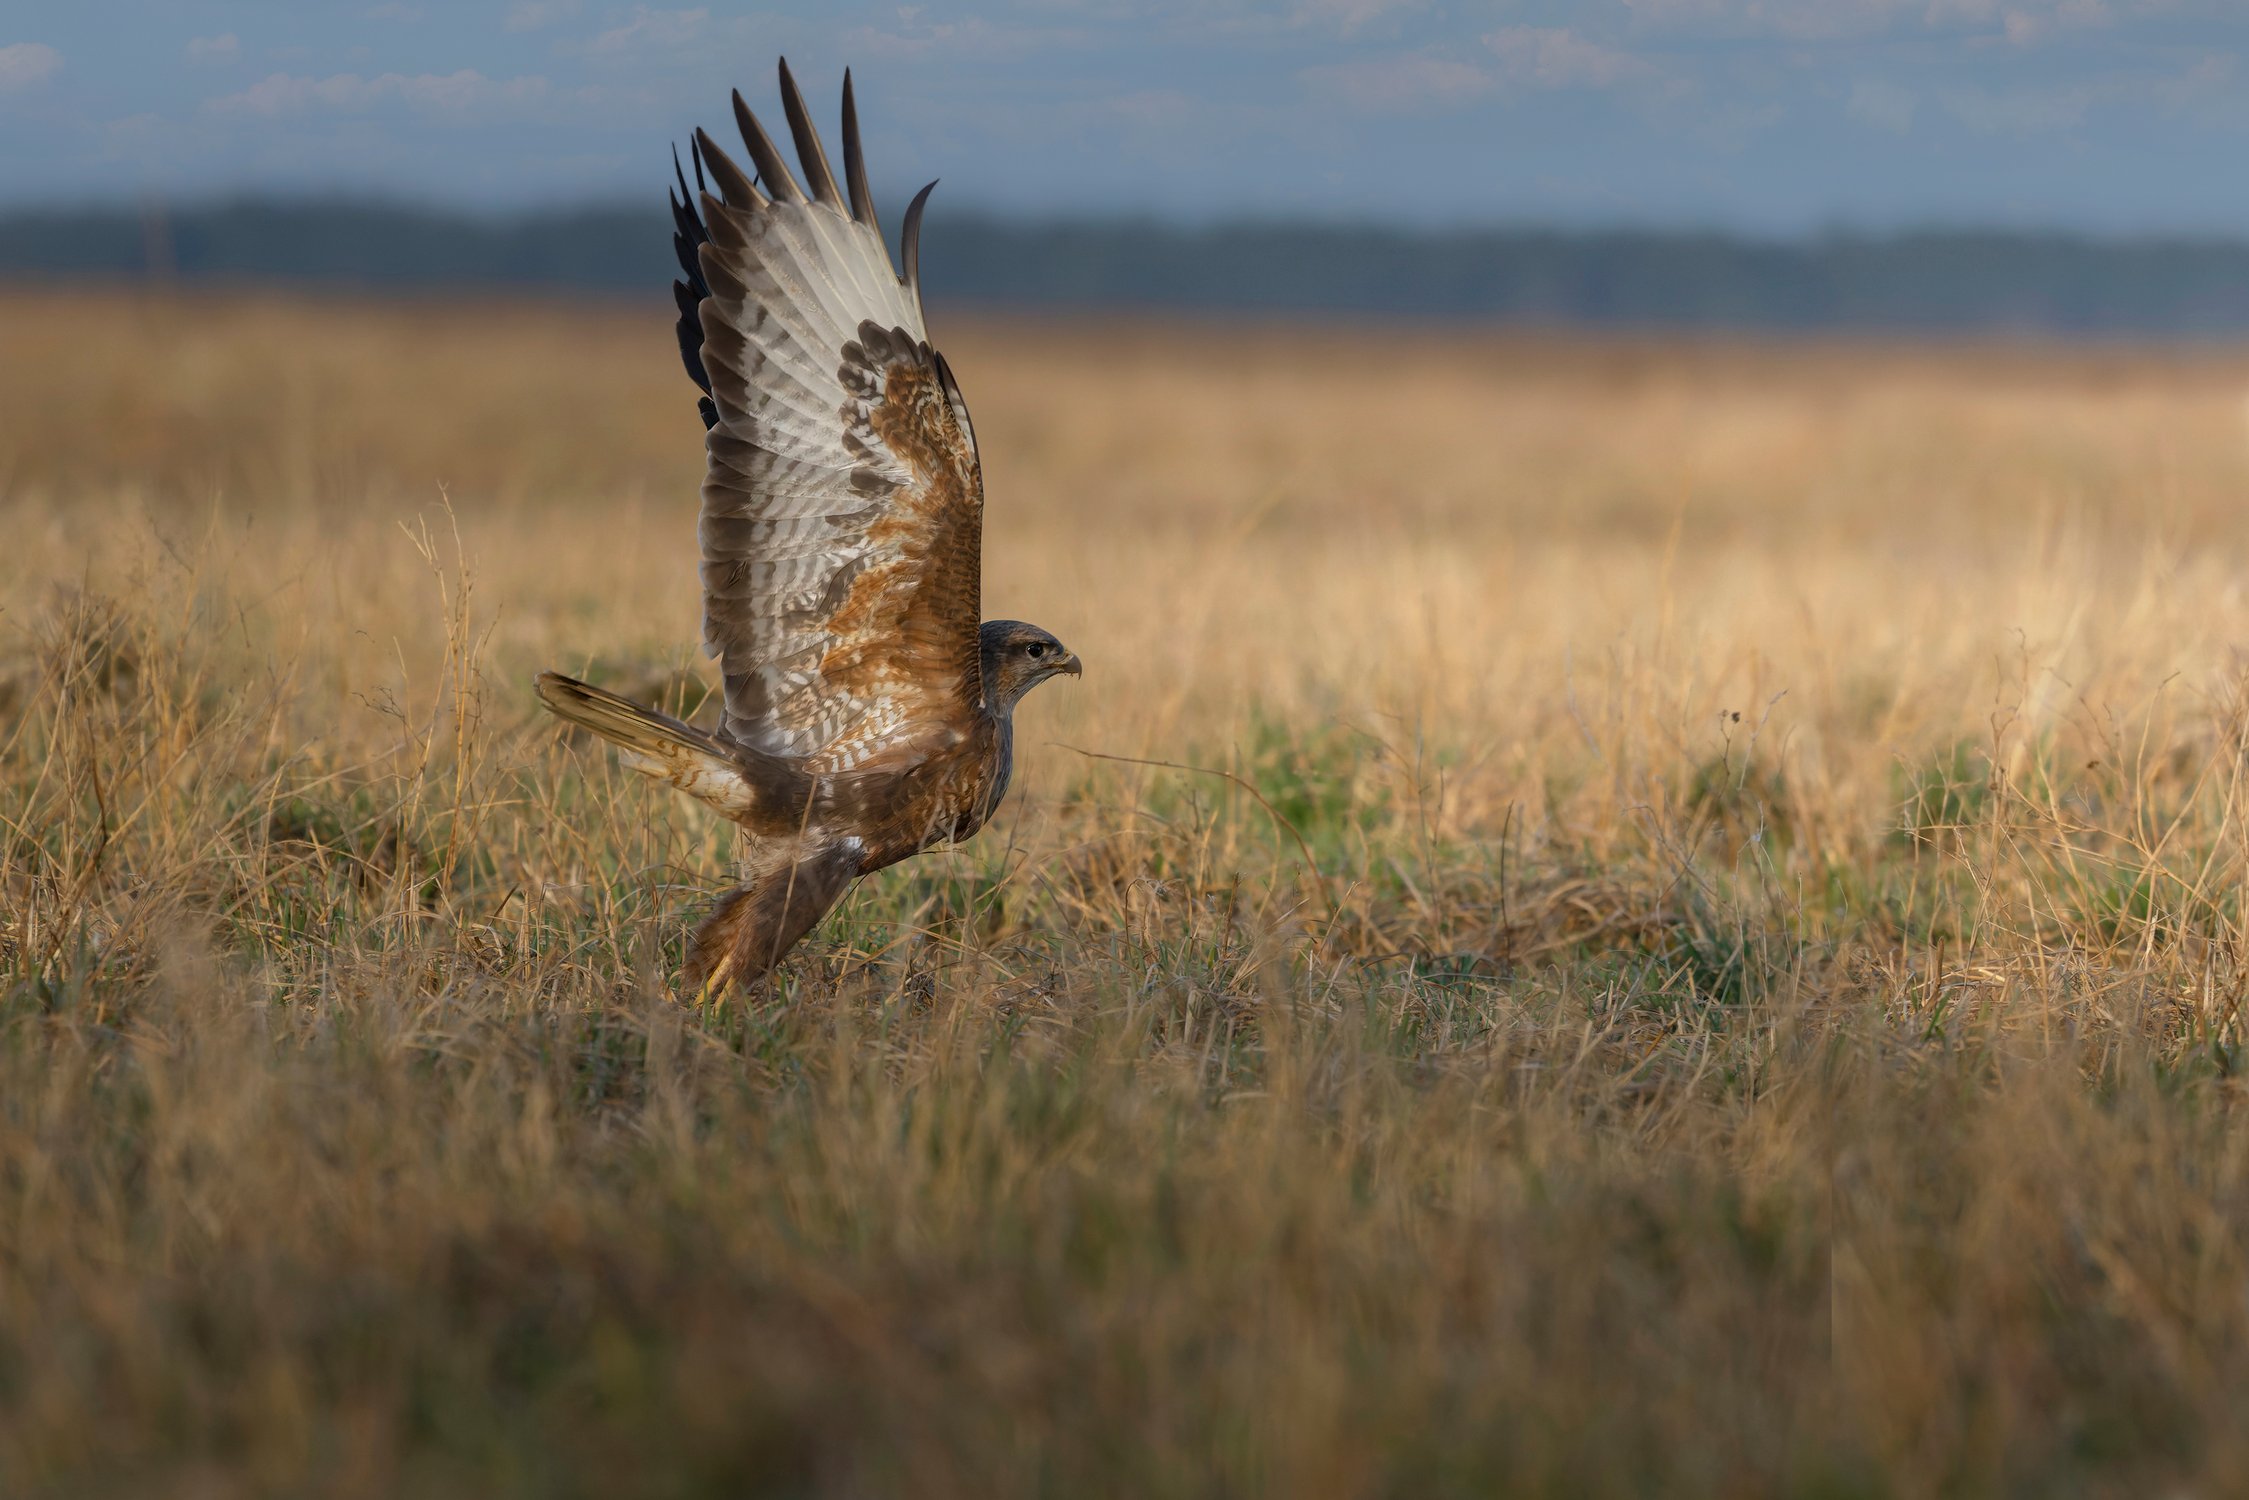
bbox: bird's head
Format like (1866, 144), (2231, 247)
(980, 619), (1081, 714)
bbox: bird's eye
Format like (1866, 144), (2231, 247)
(1026, 642), (1048, 658)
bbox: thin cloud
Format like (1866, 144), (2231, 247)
(1617, 0), (1911, 38)
(839, 14), (1060, 61)
(1289, 0), (1425, 32)
(1484, 27), (1658, 89)
(1988, 0), (2117, 44)
(573, 6), (709, 59)
(207, 69), (550, 118)
(1927, 0), (2115, 32)
(1300, 53), (1492, 113)
(1943, 51), (2234, 133)
(1102, 87), (1197, 130)
(0, 41), (61, 91)
(506, 0), (582, 31)
(1849, 78), (1917, 132)
(1622, 0), (2121, 39)
(186, 34), (241, 66)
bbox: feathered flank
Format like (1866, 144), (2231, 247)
(693, 126), (765, 210)
(902, 179), (938, 303)
(841, 70), (878, 232)
(777, 58), (845, 210)
(731, 89), (803, 204)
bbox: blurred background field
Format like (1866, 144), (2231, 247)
(10, 286), (2249, 1494)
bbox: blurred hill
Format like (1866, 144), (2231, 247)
(8, 198), (2249, 336)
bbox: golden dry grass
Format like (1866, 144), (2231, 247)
(9, 286), (2249, 1495)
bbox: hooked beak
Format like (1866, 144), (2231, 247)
(1058, 652), (1083, 679)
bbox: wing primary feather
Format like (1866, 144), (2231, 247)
(668, 209), (698, 277)
(670, 142), (698, 223)
(668, 159), (711, 274)
(670, 261), (714, 403)
(668, 150), (710, 268)
(732, 89), (805, 204)
(841, 69), (880, 234)
(901, 179), (939, 301)
(669, 142), (716, 427)
(673, 278), (716, 427)
(690, 134), (708, 193)
(694, 207), (749, 301)
(777, 58), (845, 210)
(930, 346), (975, 452)
(693, 127), (767, 210)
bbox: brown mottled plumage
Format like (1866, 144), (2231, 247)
(537, 60), (1079, 993)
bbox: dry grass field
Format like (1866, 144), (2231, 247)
(9, 286), (2249, 1495)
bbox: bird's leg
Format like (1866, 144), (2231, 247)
(693, 951), (737, 1009)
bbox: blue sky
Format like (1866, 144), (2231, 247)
(1, 1), (2245, 232)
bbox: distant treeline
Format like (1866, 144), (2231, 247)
(9, 197), (2249, 335)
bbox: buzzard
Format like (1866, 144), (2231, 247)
(537, 60), (1081, 993)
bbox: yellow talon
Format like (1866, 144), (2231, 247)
(694, 953), (736, 1010)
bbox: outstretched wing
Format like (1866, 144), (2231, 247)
(673, 61), (984, 775)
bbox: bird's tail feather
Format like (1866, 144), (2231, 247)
(688, 841), (861, 992)
(534, 670), (757, 817)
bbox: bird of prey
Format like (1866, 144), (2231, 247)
(537, 60), (1081, 994)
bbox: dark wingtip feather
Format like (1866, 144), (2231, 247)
(731, 88), (803, 204)
(670, 222), (704, 294)
(669, 139), (717, 427)
(673, 276), (713, 413)
(901, 179), (938, 299)
(841, 69), (879, 233)
(693, 126), (766, 209)
(668, 153), (710, 252)
(777, 57), (844, 210)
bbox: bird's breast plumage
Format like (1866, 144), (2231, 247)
(835, 711), (1013, 875)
